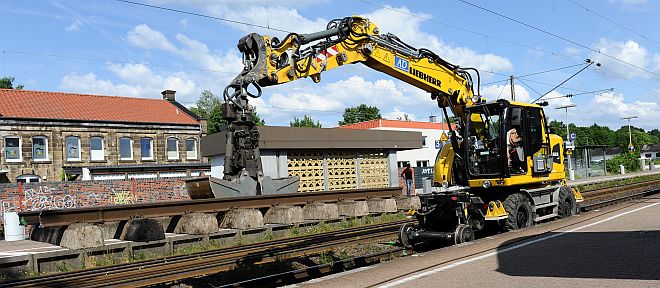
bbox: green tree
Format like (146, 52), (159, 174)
(290, 115), (322, 128)
(191, 90), (265, 134)
(338, 104), (381, 126)
(649, 129), (660, 140)
(0, 77), (24, 89)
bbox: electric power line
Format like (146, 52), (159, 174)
(115, 0), (291, 33)
(567, 0), (660, 50)
(456, 0), (660, 79)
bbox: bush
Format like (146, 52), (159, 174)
(606, 152), (641, 173)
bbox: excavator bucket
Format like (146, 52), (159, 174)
(207, 170), (300, 198)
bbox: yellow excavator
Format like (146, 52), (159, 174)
(222, 16), (583, 246)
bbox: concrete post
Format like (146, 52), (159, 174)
(640, 158), (646, 171)
(620, 165), (625, 175)
(387, 149), (399, 188)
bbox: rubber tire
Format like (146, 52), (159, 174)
(399, 223), (416, 249)
(454, 224), (475, 245)
(558, 186), (576, 218)
(503, 193), (534, 231)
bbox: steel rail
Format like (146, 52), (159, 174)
(18, 187), (401, 227)
(0, 220), (410, 288)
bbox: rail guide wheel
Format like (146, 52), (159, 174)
(399, 222), (416, 249)
(453, 224), (475, 245)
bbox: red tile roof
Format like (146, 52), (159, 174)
(337, 119), (453, 130)
(0, 89), (199, 125)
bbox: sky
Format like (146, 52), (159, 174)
(1, 0), (659, 130)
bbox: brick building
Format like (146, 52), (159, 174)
(0, 89), (206, 183)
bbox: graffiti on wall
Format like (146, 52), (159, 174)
(0, 186), (79, 213)
(111, 188), (135, 205)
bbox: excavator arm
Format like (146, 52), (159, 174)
(220, 16), (483, 196)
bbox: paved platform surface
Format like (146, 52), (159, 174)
(0, 240), (66, 258)
(298, 196), (660, 288)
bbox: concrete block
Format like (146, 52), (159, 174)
(99, 221), (121, 239)
(0, 254), (33, 277)
(60, 223), (104, 249)
(120, 218), (165, 242)
(30, 226), (68, 246)
(34, 249), (83, 274)
(303, 203), (340, 220)
(337, 200), (369, 217)
(220, 209), (264, 229)
(395, 196), (422, 210)
(174, 213), (218, 235)
(367, 198), (398, 213)
(264, 206), (304, 224)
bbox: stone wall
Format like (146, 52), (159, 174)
(0, 119), (204, 182)
(0, 178), (191, 225)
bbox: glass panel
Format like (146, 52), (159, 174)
(33, 137), (47, 160)
(167, 138), (178, 159)
(119, 138), (132, 160)
(5, 137), (20, 160)
(186, 139), (197, 159)
(66, 137), (80, 160)
(141, 138), (153, 159)
(90, 137), (104, 161)
(467, 105), (503, 176)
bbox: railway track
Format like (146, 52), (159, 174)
(3, 179), (659, 287)
(0, 220), (409, 288)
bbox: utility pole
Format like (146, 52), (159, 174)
(557, 104), (576, 180)
(510, 75), (515, 101)
(622, 116), (638, 152)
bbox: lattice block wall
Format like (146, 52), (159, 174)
(287, 150), (325, 192)
(326, 150), (358, 190)
(359, 150), (390, 188)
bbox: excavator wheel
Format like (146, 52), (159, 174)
(503, 193), (533, 231)
(558, 186), (577, 218)
(399, 222), (416, 249)
(454, 224), (475, 245)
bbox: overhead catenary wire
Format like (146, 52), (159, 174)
(567, 0), (660, 50)
(456, 0), (660, 79)
(115, 0), (291, 33)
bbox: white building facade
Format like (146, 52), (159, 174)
(338, 119), (451, 168)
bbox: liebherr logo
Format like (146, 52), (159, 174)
(409, 66), (441, 87)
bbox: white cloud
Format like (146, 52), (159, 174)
(591, 38), (660, 80)
(363, 6), (513, 73)
(481, 84), (531, 102)
(65, 19), (82, 32)
(564, 47), (581, 56)
(61, 63), (196, 99)
(586, 91), (658, 127)
(126, 24), (177, 52)
(383, 107), (417, 121)
(125, 25), (243, 73)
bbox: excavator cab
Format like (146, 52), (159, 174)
(464, 100), (554, 185)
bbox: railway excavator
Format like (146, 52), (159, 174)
(219, 16), (583, 247)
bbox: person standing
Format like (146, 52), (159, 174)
(401, 163), (414, 196)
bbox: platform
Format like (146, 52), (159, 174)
(298, 195), (660, 288)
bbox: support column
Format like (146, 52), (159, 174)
(387, 149), (399, 188)
(356, 150), (362, 189)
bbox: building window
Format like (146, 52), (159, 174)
(32, 136), (48, 161)
(4, 137), (21, 162)
(90, 137), (104, 161)
(397, 161), (410, 168)
(141, 138), (154, 160)
(416, 160), (429, 167)
(66, 136), (81, 161)
(422, 136), (427, 147)
(167, 137), (179, 160)
(186, 138), (198, 160)
(17, 174), (40, 183)
(119, 137), (133, 160)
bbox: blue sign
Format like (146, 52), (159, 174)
(569, 133), (576, 141)
(435, 140), (443, 149)
(394, 56), (409, 72)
